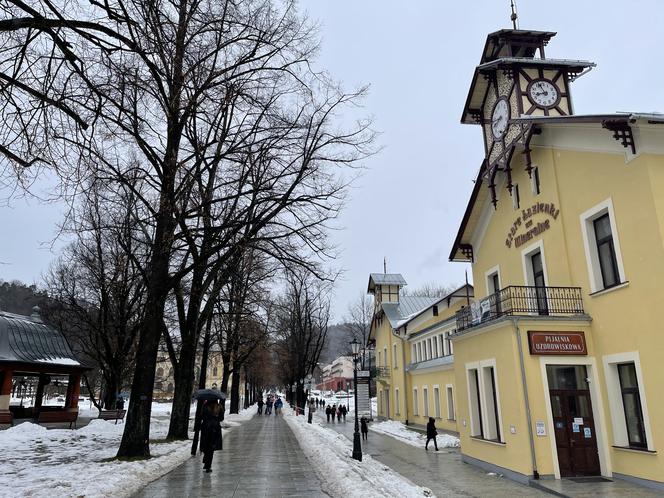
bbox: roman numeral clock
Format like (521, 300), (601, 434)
(462, 29), (595, 208)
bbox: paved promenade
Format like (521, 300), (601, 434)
(135, 413), (328, 498)
(317, 411), (546, 497)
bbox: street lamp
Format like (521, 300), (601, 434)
(349, 338), (362, 462)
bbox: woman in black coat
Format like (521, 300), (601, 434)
(200, 401), (222, 472)
(425, 417), (438, 451)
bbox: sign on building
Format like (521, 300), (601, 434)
(528, 331), (587, 355)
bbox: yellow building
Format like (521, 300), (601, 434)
(367, 273), (473, 434)
(447, 28), (664, 491)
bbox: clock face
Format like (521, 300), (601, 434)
(528, 79), (559, 108)
(491, 98), (509, 140)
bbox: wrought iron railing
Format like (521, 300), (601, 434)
(372, 366), (391, 379)
(456, 285), (585, 332)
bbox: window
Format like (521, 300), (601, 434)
(156, 367), (164, 377)
(427, 339), (432, 360)
(212, 367), (218, 376)
(433, 336), (439, 358)
(379, 390), (383, 414)
(618, 363), (647, 448)
(423, 387), (429, 417)
(512, 184), (520, 210)
(393, 343), (398, 369)
(531, 166), (540, 195)
(467, 361), (502, 441)
(434, 387), (441, 418)
(413, 388), (419, 416)
(433, 305), (439, 316)
(412, 344), (417, 363)
(383, 347), (387, 367)
(395, 388), (400, 415)
(446, 385), (455, 420)
(417, 343), (422, 362)
(580, 198), (626, 293)
(378, 350), (382, 368)
(594, 214), (620, 289)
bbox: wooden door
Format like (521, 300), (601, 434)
(550, 389), (600, 476)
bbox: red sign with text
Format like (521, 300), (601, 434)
(528, 331), (587, 355)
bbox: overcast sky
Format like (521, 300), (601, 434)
(1, 1), (663, 323)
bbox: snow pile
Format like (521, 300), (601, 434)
(370, 420), (460, 449)
(0, 401), (255, 498)
(284, 407), (434, 498)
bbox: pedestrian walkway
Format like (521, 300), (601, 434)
(317, 411), (546, 497)
(135, 413), (328, 498)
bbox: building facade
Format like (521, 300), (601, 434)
(318, 356), (354, 392)
(447, 28), (664, 490)
(368, 272), (473, 434)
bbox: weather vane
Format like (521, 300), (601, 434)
(510, 0), (519, 29)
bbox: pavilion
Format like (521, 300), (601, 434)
(0, 306), (90, 427)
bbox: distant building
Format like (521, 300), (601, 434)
(318, 356), (354, 392)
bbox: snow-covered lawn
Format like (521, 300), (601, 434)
(369, 420), (459, 449)
(284, 406), (433, 497)
(0, 402), (255, 498)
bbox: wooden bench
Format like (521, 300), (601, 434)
(37, 409), (79, 429)
(0, 410), (13, 426)
(98, 409), (126, 424)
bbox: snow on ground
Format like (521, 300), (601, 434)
(369, 420), (459, 449)
(0, 402), (255, 498)
(283, 406), (434, 498)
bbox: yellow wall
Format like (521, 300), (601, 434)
(458, 145), (664, 483)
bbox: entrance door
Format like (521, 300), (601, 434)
(530, 251), (549, 315)
(547, 365), (600, 477)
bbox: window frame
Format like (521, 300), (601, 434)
(580, 198), (626, 294)
(531, 166), (541, 195)
(617, 362), (647, 448)
(593, 213), (621, 289)
(423, 386), (429, 417)
(393, 343), (398, 369)
(433, 386), (441, 418)
(512, 183), (520, 210)
(446, 384), (456, 421)
(413, 387), (419, 416)
(395, 387), (400, 415)
(466, 359), (504, 443)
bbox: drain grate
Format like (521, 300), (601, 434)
(566, 477), (612, 483)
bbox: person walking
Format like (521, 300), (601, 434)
(331, 405), (336, 423)
(275, 397), (283, 415)
(360, 417), (369, 440)
(266, 397), (273, 415)
(307, 398), (316, 423)
(325, 405), (331, 423)
(425, 417), (439, 451)
(257, 398), (264, 415)
(200, 400), (222, 473)
(341, 404), (347, 422)
(336, 405), (342, 422)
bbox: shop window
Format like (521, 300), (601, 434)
(423, 387), (429, 417)
(580, 198), (626, 293)
(395, 388), (400, 415)
(618, 363), (647, 448)
(531, 166), (541, 195)
(434, 387), (441, 418)
(413, 388), (419, 416)
(446, 385), (455, 420)
(512, 184), (520, 210)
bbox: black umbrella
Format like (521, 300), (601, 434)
(194, 388), (227, 401)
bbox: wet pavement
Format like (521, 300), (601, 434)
(134, 413), (328, 498)
(316, 411), (547, 497)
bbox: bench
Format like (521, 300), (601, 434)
(37, 409), (79, 429)
(98, 409), (126, 424)
(0, 410), (13, 426)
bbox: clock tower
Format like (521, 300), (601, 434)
(461, 29), (595, 208)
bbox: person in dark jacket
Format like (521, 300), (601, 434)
(341, 404), (347, 422)
(257, 398), (264, 415)
(336, 405), (342, 422)
(325, 405), (331, 422)
(425, 417), (438, 451)
(201, 401), (222, 472)
(360, 417), (369, 440)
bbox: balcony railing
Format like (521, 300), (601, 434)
(372, 366), (391, 379)
(456, 285), (585, 332)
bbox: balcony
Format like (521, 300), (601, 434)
(456, 285), (585, 332)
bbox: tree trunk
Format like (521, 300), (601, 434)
(230, 368), (240, 414)
(220, 361), (231, 419)
(167, 341), (196, 440)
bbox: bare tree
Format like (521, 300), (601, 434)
(0, 0), (373, 457)
(341, 292), (373, 367)
(273, 270), (329, 413)
(402, 282), (458, 298)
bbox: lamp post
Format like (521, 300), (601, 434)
(350, 339), (362, 461)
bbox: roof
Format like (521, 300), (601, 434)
(395, 283), (475, 330)
(481, 29), (557, 64)
(0, 309), (86, 369)
(449, 112), (664, 262)
(381, 296), (440, 329)
(367, 273), (407, 293)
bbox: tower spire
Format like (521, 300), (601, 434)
(383, 257), (387, 274)
(510, 0), (519, 29)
